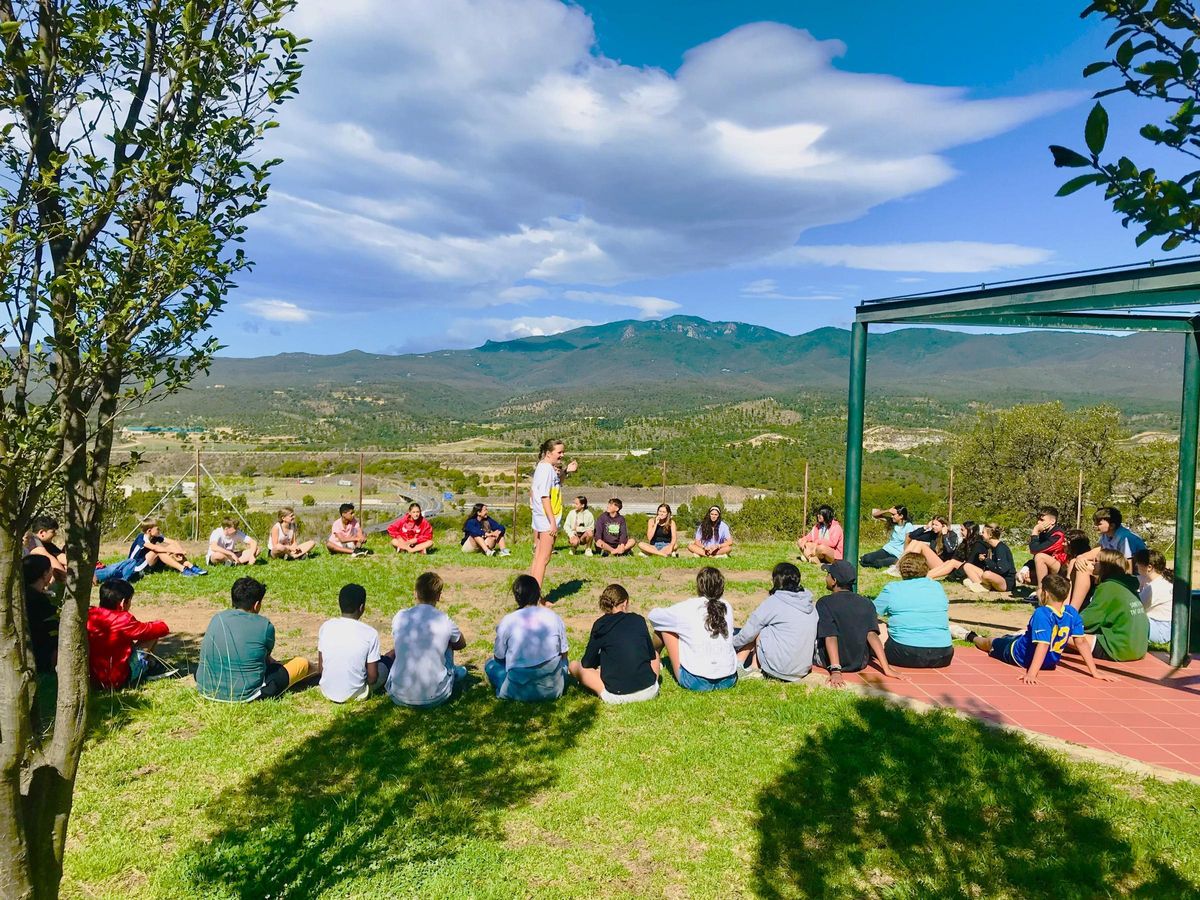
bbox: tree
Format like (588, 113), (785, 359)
(301, 493), (315, 507)
(1113, 438), (1179, 520)
(1051, 1), (1200, 250)
(0, 3), (305, 897)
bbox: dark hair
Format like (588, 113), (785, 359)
(695, 567), (728, 639)
(231, 577), (266, 610)
(954, 522), (981, 561)
(770, 562), (802, 594)
(469, 503), (487, 518)
(538, 438), (563, 459)
(577, 495), (589, 508)
(1135, 548), (1174, 582)
(338, 583), (367, 614)
(607, 497), (623, 511)
(1040, 573), (1070, 605)
(1093, 506), (1122, 529)
(815, 505), (835, 527)
(408, 502), (422, 514)
(700, 507), (723, 544)
(415, 572), (444, 602)
(222, 516), (237, 530)
(98, 579), (135, 610)
(30, 515), (58, 534)
(657, 503), (672, 518)
(512, 574), (541, 608)
(21, 554), (52, 586)
(599, 583), (629, 613)
(1065, 528), (1091, 560)
(1038, 506), (1059, 520)
(983, 523), (1004, 541)
(894, 505), (910, 523)
(339, 502), (355, 516)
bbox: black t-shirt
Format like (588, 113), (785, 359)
(24, 585), (58, 674)
(815, 591), (879, 673)
(580, 611), (657, 695)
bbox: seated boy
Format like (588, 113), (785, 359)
(318, 583), (388, 703)
(386, 572), (468, 708)
(22, 555), (59, 675)
(565, 496), (595, 555)
(87, 579), (174, 689)
(813, 560), (904, 686)
(129, 518), (206, 576)
(734, 562), (818, 681)
(207, 517), (259, 566)
(1016, 506), (1067, 587)
(23, 515), (68, 583)
(966, 573), (1112, 684)
(387, 502), (434, 554)
(327, 503), (367, 555)
(568, 583), (660, 703)
(593, 498), (635, 556)
(196, 577), (310, 702)
(486, 575), (569, 701)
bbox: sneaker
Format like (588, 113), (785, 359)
(948, 623), (970, 641)
(193, 565), (208, 575)
(485, 548), (496, 557)
(498, 548), (511, 557)
(568, 549), (576, 555)
(145, 666), (180, 682)
(965, 579), (987, 594)
(885, 564), (901, 577)
(181, 568), (199, 577)
(671, 551), (679, 558)
(739, 666), (763, 680)
(584, 549), (593, 557)
(637, 550), (647, 557)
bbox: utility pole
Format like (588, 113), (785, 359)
(513, 455), (520, 543)
(194, 443), (201, 541)
(947, 466), (955, 524)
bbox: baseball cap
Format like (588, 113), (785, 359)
(822, 560), (857, 587)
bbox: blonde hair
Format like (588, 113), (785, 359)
(278, 507), (295, 522)
(1094, 548), (1129, 582)
(898, 554), (929, 580)
(140, 518), (159, 533)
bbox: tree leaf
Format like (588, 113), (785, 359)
(1056, 173), (1104, 196)
(1049, 145), (1093, 168)
(1085, 103), (1109, 156)
(1082, 61), (1111, 78)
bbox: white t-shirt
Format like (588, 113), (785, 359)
(529, 461), (560, 533)
(647, 596), (736, 679)
(494, 605), (568, 669)
(1140, 576), (1173, 623)
(565, 508), (595, 535)
(317, 617), (382, 703)
(209, 527), (247, 552)
(386, 604), (462, 706)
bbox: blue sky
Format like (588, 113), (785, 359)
(217, 0), (1179, 356)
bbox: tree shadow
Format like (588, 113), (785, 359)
(86, 632), (204, 739)
(754, 699), (1198, 898)
(176, 689), (598, 897)
(544, 578), (587, 604)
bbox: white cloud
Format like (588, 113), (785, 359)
(242, 298), (315, 322)
(446, 315), (594, 345)
(562, 290), (680, 318)
(261, 1), (1075, 301)
(774, 241), (1054, 273)
(739, 278), (843, 301)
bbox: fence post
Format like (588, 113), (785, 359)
(358, 452), (364, 517)
(802, 461), (809, 527)
(512, 455), (520, 543)
(1076, 469), (1084, 528)
(661, 460), (668, 506)
(194, 444), (201, 541)
(947, 465), (954, 524)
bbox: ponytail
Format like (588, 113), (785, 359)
(695, 567), (728, 639)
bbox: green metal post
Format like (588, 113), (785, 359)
(844, 321), (868, 578)
(1170, 327), (1199, 667)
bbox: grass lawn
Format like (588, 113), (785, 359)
(61, 535), (1200, 898)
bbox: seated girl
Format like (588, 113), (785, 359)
(1135, 548), (1174, 646)
(961, 524), (1017, 595)
(733, 562), (817, 681)
(647, 567), (737, 691)
(872, 554), (954, 668)
(860, 506), (915, 569)
(687, 506), (733, 558)
(569, 584), (660, 704)
(797, 505), (844, 564)
(925, 521), (983, 582)
(1070, 549), (1149, 661)
(638, 503), (678, 557)
(269, 507), (317, 560)
(901, 516), (957, 569)
(485, 575), (569, 701)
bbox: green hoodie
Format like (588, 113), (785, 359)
(1081, 577), (1149, 661)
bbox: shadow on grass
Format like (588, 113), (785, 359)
(176, 688), (598, 897)
(754, 699), (1198, 898)
(86, 632), (204, 739)
(544, 578), (587, 604)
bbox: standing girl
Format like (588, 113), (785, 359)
(530, 438), (578, 586)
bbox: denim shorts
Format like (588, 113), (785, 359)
(676, 665), (737, 692)
(653, 541), (669, 551)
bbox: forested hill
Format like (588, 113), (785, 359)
(133, 315), (1185, 438)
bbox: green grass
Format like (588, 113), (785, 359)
(64, 541), (1200, 898)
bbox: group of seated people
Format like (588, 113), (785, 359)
(560, 497), (734, 558)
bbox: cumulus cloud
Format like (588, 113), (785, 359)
(562, 290), (680, 318)
(242, 298), (316, 322)
(445, 315), (595, 345)
(262, 1), (1074, 304)
(773, 241), (1054, 273)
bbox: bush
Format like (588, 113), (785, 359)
(735, 494), (808, 541)
(302, 494), (316, 507)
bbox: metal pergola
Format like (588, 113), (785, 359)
(843, 257), (1200, 667)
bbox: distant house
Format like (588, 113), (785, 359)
(629, 448), (654, 457)
(337, 479), (353, 487)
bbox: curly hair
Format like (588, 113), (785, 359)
(695, 567), (728, 638)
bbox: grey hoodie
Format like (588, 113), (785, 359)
(733, 589), (818, 681)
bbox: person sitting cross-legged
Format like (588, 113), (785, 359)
(569, 583), (660, 704)
(485, 575), (569, 702)
(814, 560), (905, 687)
(327, 503), (368, 556)
(648, 567), (738, 692)
(196, 577), (310, 702)
(269, 507), (317, 560)
(797, 505), (844, 564)
(688, 506), (734, 558)
(733, 562), (818, 682)
(594, 498), (636, 557)
(387, 572), (469, 708)
(207, 517), (259, 567)
(461, 503), (510, 556)
(872, 553), (954, 669)
(638, 503), (679, 558)
(87, 579), (174, 690)
(966, 573), (1112, 684)
(317, 583), (389, 703)
(565, 495), (596, 556)
(388, 502), (434, 555)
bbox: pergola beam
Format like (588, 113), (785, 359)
(858, 288), (1200, 323)
(891, 312), (1196, 333)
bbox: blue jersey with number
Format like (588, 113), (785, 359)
(1009, 604), (1084, 669)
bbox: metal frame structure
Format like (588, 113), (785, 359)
(843, 257), (1200, 667)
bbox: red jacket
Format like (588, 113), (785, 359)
(387, 514), (432, 544)
(87, 606), (170, 689)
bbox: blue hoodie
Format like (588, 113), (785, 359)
(733, 588), (818, 681)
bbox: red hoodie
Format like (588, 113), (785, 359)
(87, 606), (170, 689)
(386, 514), (432, 544)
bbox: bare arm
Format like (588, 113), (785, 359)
(1020, 642), (1050, 684)
(824, 636), (845, 688)
(866, 631), (905, 680)
(1071, 635), (1113, 681)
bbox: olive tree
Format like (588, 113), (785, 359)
(0, 2), (304, 896)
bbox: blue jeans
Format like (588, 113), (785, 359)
(485, 656), (566, 701)
(675, 665), (737, 692)
(1149, 618), (1171, 644)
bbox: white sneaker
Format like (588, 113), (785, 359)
(584, 549), (593, 557)
(637, 550), (647, 557)
(948, 623), (970, 641)
(485, 548), (495, 557)
(885, 564), (901, 577)
(498, 548), (511, 557)
(965, 579), (987, 594)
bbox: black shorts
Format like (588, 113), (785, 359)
(258, 662), (292, 699)
(884, 639), (953, 668)
(861, 549), (898, 569)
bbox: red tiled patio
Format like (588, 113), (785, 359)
(825, 649), (1200, 778)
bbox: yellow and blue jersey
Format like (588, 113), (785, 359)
(1005, 604), (1084, 669)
